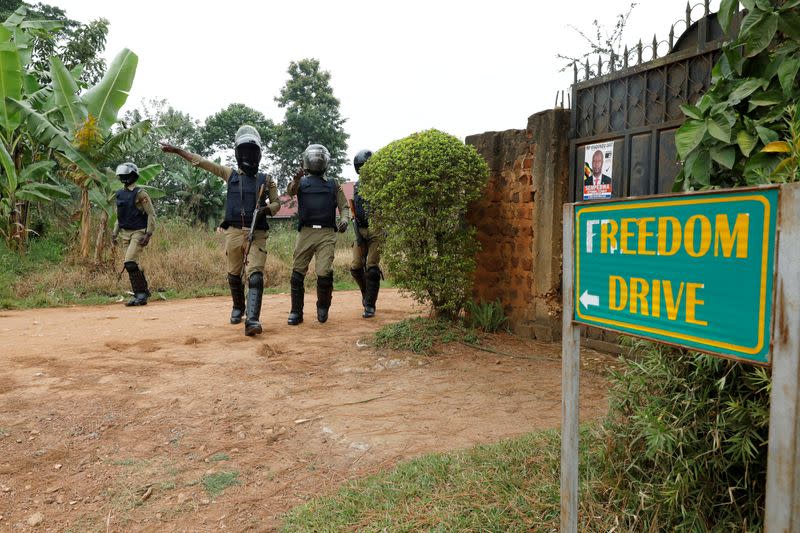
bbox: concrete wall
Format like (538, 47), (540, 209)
(466, 109), (571, 341)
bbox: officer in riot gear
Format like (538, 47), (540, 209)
(112, 162), (157, 306)
(349, 149), (383, 318)
(286, 144), (350, 325)
(160, 125), (280, 336)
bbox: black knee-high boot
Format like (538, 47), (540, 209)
(244, 272), (264, 336)
(287, 271), (305, 326)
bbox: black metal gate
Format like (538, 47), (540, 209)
(568, 3), (740, 202)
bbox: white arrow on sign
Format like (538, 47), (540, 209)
(580, 290), (600, 310)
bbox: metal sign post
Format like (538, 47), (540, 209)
(561, 203), (580, 533)
(765, 183), (800, 532)
(560, 184), (799, 532)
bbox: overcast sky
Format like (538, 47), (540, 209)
(53, 0), (721, 180)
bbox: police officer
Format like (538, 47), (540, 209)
(287, 144), (350, 325)
(160, 125), (280, 336)
(349, 150), (383, 318)
(111, 162), (156, 306)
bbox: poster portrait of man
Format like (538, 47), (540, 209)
(583, 141), (613, 200)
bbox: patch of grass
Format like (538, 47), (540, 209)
(202, 471), (240, 497)
(208, 453), (230, 462)
(465, 299), (508, 333)
(1, 220), (389, 309)
(374, 317), (479, 354)
(111, 458), (140, 467)
(282, 427), (613, 532)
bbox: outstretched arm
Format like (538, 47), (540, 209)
(286, 167), (305, 197)
(160, 143), (233, 182)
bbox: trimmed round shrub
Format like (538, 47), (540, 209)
(358, 129), (489, 319)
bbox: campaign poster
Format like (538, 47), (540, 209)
(583, 141), (614, 200)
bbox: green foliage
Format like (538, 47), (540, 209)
(0, 1), (109, 85)
(593, 342), (770, 531)
(675, 0), (800, 190)
(359, 129), (489, 319)
(121, 98), (205, 215)
(374, 317), (478, 354)
(761, 104), (800, 181)
(272, 58), (348, 187)
(82, 48), (136, 131)
(201, 471), (240, 497)
(200, 102), (274, 155)
(464, 299), (508, 333)
(171, 165), (225, 228)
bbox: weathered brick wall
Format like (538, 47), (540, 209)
(466, 109), (570, 341)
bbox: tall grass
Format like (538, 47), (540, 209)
(1, 219), (362, 309)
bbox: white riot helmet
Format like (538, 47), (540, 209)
(302, 144), (330, 175)
(115, 162), (139, 185)
(234, 125), (262, 176)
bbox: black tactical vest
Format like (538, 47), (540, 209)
(298, 175), (336, 229)
(116, 187), (148, 230)
(224, 171), (269, 230)
(353, 182), (369, 228)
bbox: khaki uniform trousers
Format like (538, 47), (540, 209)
(351, 226), (383, 271)
(119, 228), (148, 263)
(225, 227), (268, 278)
(292, 226), (337, 277)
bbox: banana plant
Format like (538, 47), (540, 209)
(0, 7), (93, 252)
(0, 141), (69, 245)
(89, 163), (163, 262)
(10, 46), (147, 259)
(172, 166), (226, 228)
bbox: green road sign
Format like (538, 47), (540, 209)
(574, 187), (779, 364)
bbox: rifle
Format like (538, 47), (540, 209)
(241, 183), (266, 279)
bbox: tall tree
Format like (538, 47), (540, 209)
(0, 0), (109, 85)
(272, 58), (348, 188)
(200, 102), (274, 154)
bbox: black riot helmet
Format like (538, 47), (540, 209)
(234, 125), (262, 176)
(115, 162), (139, 186)
(353, 149), (373, 175)
(302, 144), (330, 175)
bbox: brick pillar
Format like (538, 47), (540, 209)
(466, 108), (570, 341)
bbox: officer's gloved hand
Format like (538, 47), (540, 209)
(139, 232), (152, 247)
(336, 220), (348, 233)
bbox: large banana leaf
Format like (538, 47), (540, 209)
(8, 97), (102, 182)
(0, 138), (16, 194)
(82, 48), (138, 131)
(27, 85), (51, 111)
(18, 159), (55, 182)
(97, 120), (152, 162)
(50, 56), (86, 133)
(3, 6), (26, 27)
(0, 28), (22, 133)
(19, 20), (62, 32)
(16, 181), (70, 202)
(138, 163), (163, 184)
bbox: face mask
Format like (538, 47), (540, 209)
(236, 143), (261, 176)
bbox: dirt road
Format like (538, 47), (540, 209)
(0, 289), (612, 531)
